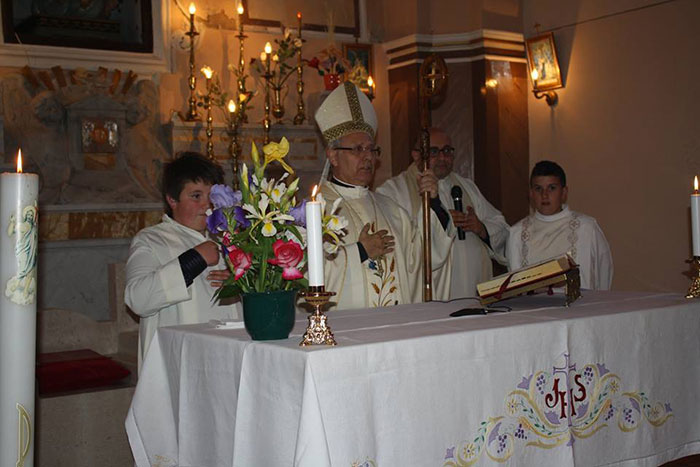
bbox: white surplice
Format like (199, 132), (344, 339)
(321, 181), (454, 310)
(125, 215), (241, 370)
(506, 205), (613, 290)
(377, 164), (509, 300)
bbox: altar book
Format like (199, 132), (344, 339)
(477, 254), (581, 305)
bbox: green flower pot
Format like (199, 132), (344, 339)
(241, 289), (297, 340)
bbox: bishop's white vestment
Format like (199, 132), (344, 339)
(321, 181), (454, 310)
(506, 205), (613, 290)
(377, 164), (509, 300)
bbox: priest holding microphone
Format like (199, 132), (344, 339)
(377, 127), (509, 300)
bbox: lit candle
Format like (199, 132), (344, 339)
(201, 66), (213, 92)
(692, 176), (700, 257)
(237, 3), (244, 34)
(264, 42), (272, 75)
(531, 68), (539, 89)
(0, 149), (39, 466)
(297, 11), (302, 38)
(305, 186), (324, 287)
(188, 3), (196, 31)
(367, 75), (375, 99)
(228, 99), (236, 124)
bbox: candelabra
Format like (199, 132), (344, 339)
(182, 4), (200, 121)
(201, 67), (214, 160)
(293, 12), (306, 125)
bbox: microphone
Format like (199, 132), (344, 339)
(451, 185), (466, 240)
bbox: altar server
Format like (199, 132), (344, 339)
(125, 153), (241, 370)
(507, 160), (613, 290)
(315, 83), (455, 309)
(377, 127), (509, 299)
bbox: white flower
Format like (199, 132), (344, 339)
(326, 215), (348, 233)
(283, 27), (290, 39)
(294, 38), (302, 48)
(261, 220), (276, 237)
(270, 182), (287, 203)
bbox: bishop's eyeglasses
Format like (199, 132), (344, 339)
(334, 145), (382, 158)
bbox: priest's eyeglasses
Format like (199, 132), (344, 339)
(428, 145), (455, 158)
(335, 145), (382, 158)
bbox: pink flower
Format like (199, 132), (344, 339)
(227, 245), (252, 280)
(267, 239), (303, 280)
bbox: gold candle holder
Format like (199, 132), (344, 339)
(687, 257), (700, 299)
(262, 42), (272, 145)
(201, 66), (214, 160)
(293, 12), (306, 125)
(236, 3), (249, 124)
(182, 3), (200, 121)
(227, 100), (241, 190)
(299, 286), (337, 347)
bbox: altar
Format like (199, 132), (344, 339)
(126, 291), (700, 466)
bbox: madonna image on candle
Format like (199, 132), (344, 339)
(5, 202), (38, 305)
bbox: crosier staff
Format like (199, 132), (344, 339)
(418, 54), (448, 302)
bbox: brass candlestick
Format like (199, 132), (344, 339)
(687, 257), (700, 299)
(262, 43), (272, 145)
(227, 100), (241, 190)
(235, 4), (249, 124)
(293, 12), (306, 125)
(182, 5), (200, 121)
(299, 287), (337, 346)
(201, 67), (214, 160)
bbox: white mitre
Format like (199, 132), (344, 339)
(314, 82), (377, 144)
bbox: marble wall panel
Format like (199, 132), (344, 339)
(39, 240), (131, 322)
(40, 210), (161, 242)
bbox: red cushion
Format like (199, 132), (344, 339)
(36, 349), (131, 396)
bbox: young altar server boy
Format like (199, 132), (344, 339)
(506, 160), (613, 290)
(125, 153), (241, 370)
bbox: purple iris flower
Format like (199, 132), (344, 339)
(289, 199), (307, 227)
(210, 184), (242, 209)
(207, 208), (227, 234)
(233, 206), (251, 229)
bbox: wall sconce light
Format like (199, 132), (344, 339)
(530, 69), (557, 105)
(526, 32), (563, 107)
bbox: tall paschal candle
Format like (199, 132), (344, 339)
(0, 148), (39, 467)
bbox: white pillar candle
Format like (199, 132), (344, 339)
(305, 186), (324, 287)
(692, 175), (700, 257)
(0, 149), (39, 467)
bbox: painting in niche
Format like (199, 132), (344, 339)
(243, 0), (358, 35)
(1, 0), (153, 53)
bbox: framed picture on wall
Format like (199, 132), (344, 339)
(525, 32), (563, 91)
(1, 0), (153, 52)
(343, 43), (373, 91)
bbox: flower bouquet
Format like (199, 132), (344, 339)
(306, 44), (350, 90)
(206, 138), (346, 338)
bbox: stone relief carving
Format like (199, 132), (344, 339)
(1, 68), (167, 204)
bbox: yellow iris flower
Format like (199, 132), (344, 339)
(263, 137), (294, 174)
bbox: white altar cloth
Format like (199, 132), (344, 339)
(126, 292), (700, 466)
